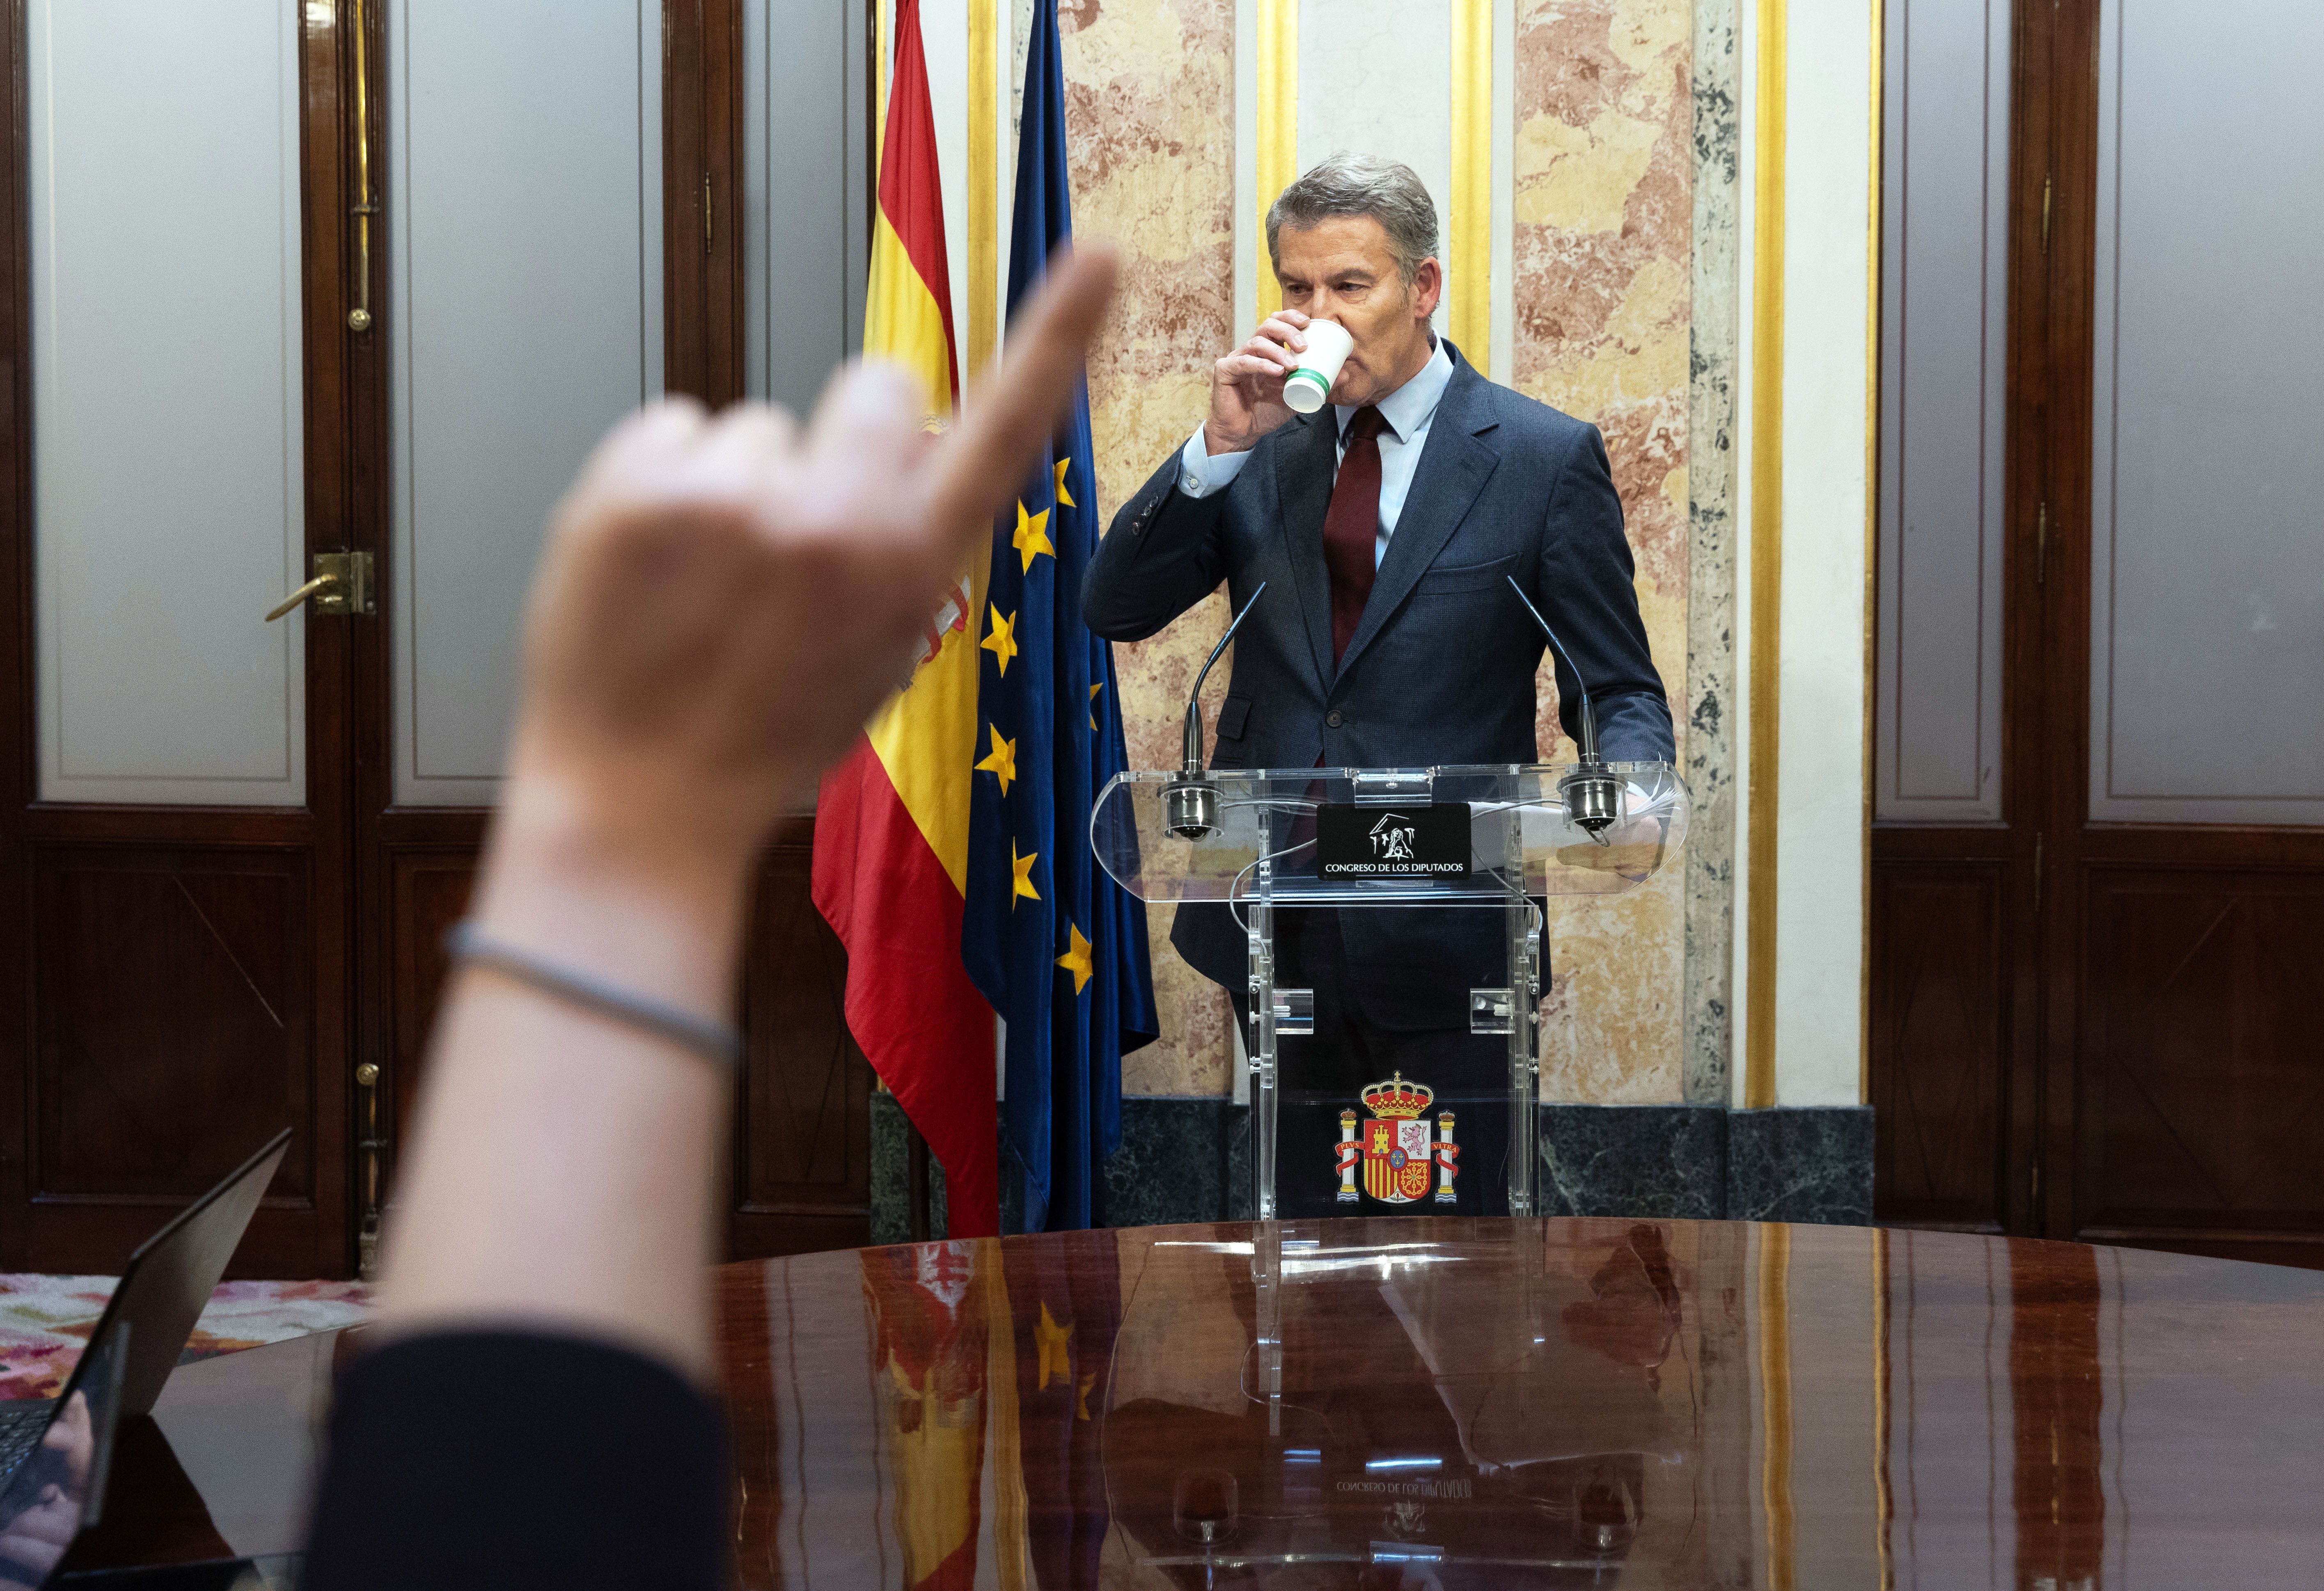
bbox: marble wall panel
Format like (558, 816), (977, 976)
(1059, 0), (1240, 1096)
(1058, 0), (1698, 1102)
(1684, 0), (1740, 1106)
(1515, 0), (1694, 1103)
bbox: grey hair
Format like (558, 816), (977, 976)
(1265, 152), (1440, 285)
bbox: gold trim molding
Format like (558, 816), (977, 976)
(1254, 0), (1297, 324)
(967, 0), (998, 382)
(1744, 0), (1787, 1111)
(1448, 3), (1492, 373)
(875, 0), (893, 164)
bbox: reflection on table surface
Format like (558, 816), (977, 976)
(59, 1328), (345, 1578)
(717, 1217), (2324, 1589)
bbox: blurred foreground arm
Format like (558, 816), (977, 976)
(300, 247), (1114, 1589)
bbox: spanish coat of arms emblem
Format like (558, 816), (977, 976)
(1334, 1072), (1458, 1205)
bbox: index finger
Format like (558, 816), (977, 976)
(926, 243), (1119, 552)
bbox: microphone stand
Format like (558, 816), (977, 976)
(1165, 583), (1266, 840)
(1506, 576), (1621, 842)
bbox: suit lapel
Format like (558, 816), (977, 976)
(1334, 356), (1502, 682)
(1272, 412), (1339, 691)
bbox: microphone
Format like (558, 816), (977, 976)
(1506, 576), (1620, 842)
(1165, 582), (1267, 840)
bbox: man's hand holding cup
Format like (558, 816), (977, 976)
(1205, 309), (1353, 457)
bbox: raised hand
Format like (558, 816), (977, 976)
(1203, 308), (1312, 457)
(504, 243), (1119, 884)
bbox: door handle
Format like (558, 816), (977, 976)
(265, 551), (374, 621)
(265, 574), (337, 621)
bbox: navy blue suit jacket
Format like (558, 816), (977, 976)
(1082, 341), (1674, 990)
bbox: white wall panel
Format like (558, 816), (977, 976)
(1875, 0), (2008, 824)
(1737, 0), (1875, 1106)
(1295, 0), (1454, 332)
(31, 0), (305, 805)
(2088, 0), (2324, 824)
(389, 0), (662, 806)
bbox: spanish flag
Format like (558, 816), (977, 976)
(811, 0), (999, 1237)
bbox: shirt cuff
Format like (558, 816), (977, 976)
(1178, 426), (1252, 499)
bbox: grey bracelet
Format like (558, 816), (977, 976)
(443, 920), (743, 1071)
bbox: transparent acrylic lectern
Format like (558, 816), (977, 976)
(1092, 762), (1689, 1220)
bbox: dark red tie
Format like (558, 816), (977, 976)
(1322, 405), (1389, 664)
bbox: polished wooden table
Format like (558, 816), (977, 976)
(60, 1218), (2324, 1586)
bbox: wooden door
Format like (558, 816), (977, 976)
(1873, 0), (2324, 1268)
(2034, 0), (2324, 1267)
(0, 0), (364, 1276)
(0, 0), (876, 1280)
(1869, 0), (2041, 1237)
(340, 0), (685, 1271)
(351, 0), (877, 1267)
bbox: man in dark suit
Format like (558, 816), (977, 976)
(1083, 153), (1673, 1216)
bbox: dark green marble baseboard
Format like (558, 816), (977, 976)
(1724, 1105), (1875, 1224)
(871, 1094), (1872, 1238)
(1539, 1104), (1874, 1225)
(867, 1090), (946, 1247)
(1537, 1105), (1728, 1218)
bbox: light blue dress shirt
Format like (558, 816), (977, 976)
(1175, 336), (1455, 568)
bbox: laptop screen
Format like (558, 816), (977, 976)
(0, 1325), (127, 1590)
(92, 1129), (292, 1420)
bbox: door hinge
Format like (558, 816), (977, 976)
(703, 172), (713, 255)
(2041, 173), (2053, 254)
(2031, 1158), (2042, 1211)
(2033, 833), (2044, 918)
(2036, 500), (2049, 586)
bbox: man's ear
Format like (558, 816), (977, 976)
(1410, 256), (1444, 321)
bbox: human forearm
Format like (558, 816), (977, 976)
(376, 762), (760, 1380)
(1535, 424), (1671, 764)
(1591, 686), (1676, 764)
(1084, 453), (1229, 641)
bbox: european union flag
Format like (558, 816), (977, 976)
(963, 0), (1157, 1232)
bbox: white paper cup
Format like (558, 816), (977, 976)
(1281, 320), (1355, 414)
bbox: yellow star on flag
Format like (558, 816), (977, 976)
(982, 604), (1018, 675)
(1089, 681), (1102, 731)
(1056, 922), (1093, 993)
(976, 725), (1017, 796)
(1035, 1302), (1073, 1390)
(1076, 1370), (1096, 1422)
(1010, 840), (1041, 907)
(1013, 500), (1054, 572)
(1053, 457), (1075, 508)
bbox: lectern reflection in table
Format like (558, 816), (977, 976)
(1091, 763), (1689, 1220)
(1100, 1220), (1691, 1587)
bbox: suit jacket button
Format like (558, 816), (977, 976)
(1326, 710), (1344, 728)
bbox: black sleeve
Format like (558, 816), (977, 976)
(300, 1331), (727, 1591)
(1533, 424), (1676, 764)
(1082, 446), (1233, 641)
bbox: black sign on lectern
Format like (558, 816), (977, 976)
(1315, 803), (1473, 879)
